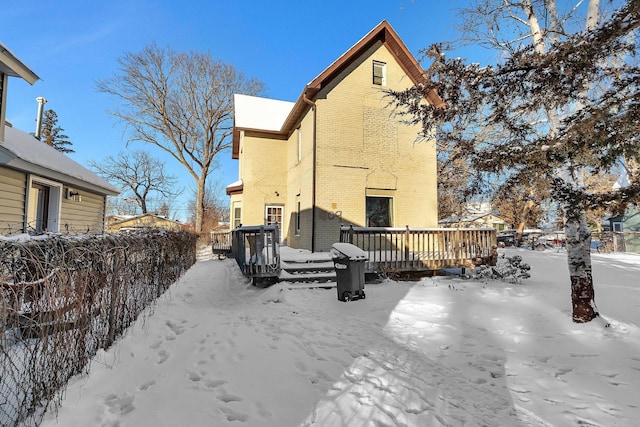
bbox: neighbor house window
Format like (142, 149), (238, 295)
(233, 206), (241, 228)
(26, 176), (62, 234)
(372, 61), (386, 86)
(366, 196), (393, 227)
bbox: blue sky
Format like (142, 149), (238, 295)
(3, 0), (490, 221)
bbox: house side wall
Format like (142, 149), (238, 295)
(313, 42), (438, 251)
(237, 133), (288, 229)
(284, 109), (315, 249)
(0, 166), (27, 235)
(60, 189), (106, 234)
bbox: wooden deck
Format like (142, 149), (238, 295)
(224, 225), (497, 281)
(339, 226), (497, 272)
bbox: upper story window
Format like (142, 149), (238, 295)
(372, 61), (386, 86)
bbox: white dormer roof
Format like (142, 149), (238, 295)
(234, 93), (295, 132)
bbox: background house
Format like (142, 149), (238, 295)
(106, 213), (183, 233)
(0, 42), (119, 236)
(439, 212), (508, 231)
(439, 202), (508, 231)
(227, 21), (441, 252)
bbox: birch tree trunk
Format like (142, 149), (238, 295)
(564, 0), (600, 322)
(523, 0), (600, 322)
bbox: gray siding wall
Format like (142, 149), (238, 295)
(0, 166), (27, 235)
(60, 189), (106, 234)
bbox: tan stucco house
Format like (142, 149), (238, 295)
(227, 21), (441, 252)
(0, 42), (120, 236)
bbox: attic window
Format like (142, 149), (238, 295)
(372, 61), (386, 86)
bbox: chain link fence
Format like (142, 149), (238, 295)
(0, 230), (196, 426)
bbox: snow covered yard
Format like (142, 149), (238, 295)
(40, 247), (640, 426)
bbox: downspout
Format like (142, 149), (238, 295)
(302, 89), (317, 252)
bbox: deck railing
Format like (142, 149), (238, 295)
(231, 225), (280, 280)
(340, 226), (497, 272)
(210, 230), (232, 256)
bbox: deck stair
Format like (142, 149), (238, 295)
(278, 249), (336, 284)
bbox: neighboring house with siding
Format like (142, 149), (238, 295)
(227, 21), (442, 252)
(608, 174), (640, 253)
(0, 42), (119, 236)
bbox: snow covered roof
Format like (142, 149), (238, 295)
(613, 173), (630, 190)
(109, 213), (182, 225)
(0, 125), (120, 195)
(233, 94), (295, 132)
(439, 212), (505, 224)
(225, 179), (243, 195)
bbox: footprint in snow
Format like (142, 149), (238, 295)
(217, 389), (243, 403)
(204, 378), (226, 389)
(165, 320), (186, 336)
(186, 371), (202, 382)
(220, 406), (249, 422)
(138, 380), (156, 391)
(156, 350), (169, 364)
(255, 401), (272, 418)
(104, 392), (135, 415)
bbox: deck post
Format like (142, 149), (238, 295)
(258, 226), (266, 274)
(404, 226), (410, 269)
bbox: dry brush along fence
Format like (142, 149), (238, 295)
(0, 230), (196, 427)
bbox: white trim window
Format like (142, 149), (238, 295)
(265, 205), (283, 228)
(233, 205), (242, 228)
(265, 205), (284, 243)
(372, 61), (386, 86)
(26, 175), (62, 233)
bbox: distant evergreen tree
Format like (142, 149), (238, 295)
(39, 109), (74, 153)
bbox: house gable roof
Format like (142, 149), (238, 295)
(0, 42), (40, 84)
(0, 125), (120, 196)
(232, 20), (442, 159)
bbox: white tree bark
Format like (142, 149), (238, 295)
(520, 0), (601, 321)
